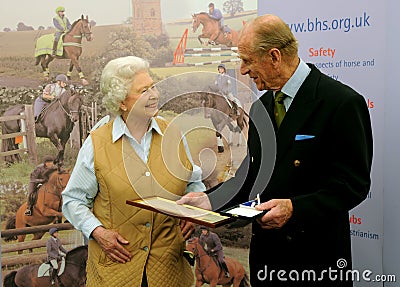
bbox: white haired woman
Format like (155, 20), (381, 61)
(62, 56), (205, 287)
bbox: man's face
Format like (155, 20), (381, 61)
(218, 67), (225, 74)
(201, 229), (208, 236)
(209, 6), (214, 13)
(44, 161), (54, 168)
(238, 28), (278, 91)
(58, 11), (65, 17)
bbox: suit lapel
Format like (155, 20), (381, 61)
(275, 67), (322, 163)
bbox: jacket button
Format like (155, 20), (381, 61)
(294, 160), (301, 167)
(286, 235), (292, 242)
(143, 246), (149, 252)
(145, 222), (151, 228)
(145, 171), (151, 177)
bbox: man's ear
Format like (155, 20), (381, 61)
(269, 48), (281, 64)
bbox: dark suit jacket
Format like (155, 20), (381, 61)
(210, 65), (373, 286)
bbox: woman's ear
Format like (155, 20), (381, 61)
(119, 102), (127, 112)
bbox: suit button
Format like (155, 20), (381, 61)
(294, 160), (301, 167)
(145, 171), (151, 177)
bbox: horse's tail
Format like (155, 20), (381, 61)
(4, 215), (17, 241)
(239, 272), (251, 287)
(3, 271), (18, 287)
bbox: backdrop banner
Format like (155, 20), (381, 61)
(258, 1), (384, 286)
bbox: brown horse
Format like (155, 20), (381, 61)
(35, 15), (93, 84)
(201, 91), (248, 153)
(186, 237), (250, 287)
(1, 88), (83, 164)
(3, 245), (88, 287)
(192, 13), (239, 47)
(4, 170), (71, 248)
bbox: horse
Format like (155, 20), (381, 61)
(186, 237), (250, 287)
(192, 12), (239, 47)
(3, 245), (88, 287)
(35, 15), (93, 85)
(201, 91), (248, 153)
(4, 170), (71, 249)
(1, 88), (83, 165)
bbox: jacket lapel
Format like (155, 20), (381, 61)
(275, 67), (322, 163)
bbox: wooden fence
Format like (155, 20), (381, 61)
(0, 105), (37, 164)
(1, 223), (83, 268)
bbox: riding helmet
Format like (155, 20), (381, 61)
(55, 6), (65, 13)
(49, 227), (58, 236)
(218, 63), (226, 71)
(42, 155), (55, 163)
(56, 74), (68, 83)
(200, 226), (210, 231)
(208, 3), (215, 8)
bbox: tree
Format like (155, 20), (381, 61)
(38, 26), (45, 30)
(223, 0), (244, 17)
(3, 27), (11, 32)
(16, 22), (34, 31)
(90, 20), (96, 27)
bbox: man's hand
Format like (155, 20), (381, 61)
(176, 192), (212, 210)
(255, 199), (293, 229)
(91, 226), (132, 263)
(180, 220), (195, 240)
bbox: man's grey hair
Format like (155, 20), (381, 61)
(101, 56), (150, 114)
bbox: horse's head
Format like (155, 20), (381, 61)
(192, 14), (201, 33)
(80, 15), (93, 41)
(48, 170), (71, 194)
(186, 237), (200, 256)
(68, 90), (83, 122)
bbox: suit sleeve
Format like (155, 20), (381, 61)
(290, 94), (373, 227)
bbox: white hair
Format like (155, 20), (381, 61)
(100, 56), (150, 114)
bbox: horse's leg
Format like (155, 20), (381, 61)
(69, 55), (89, 85)
(43, 56), (54, 80)
(48, 133), (65, 165)
(67, 59), (74, 80)
(197, 35), (204, 45)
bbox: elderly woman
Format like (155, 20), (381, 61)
(62, 56), (205, 287)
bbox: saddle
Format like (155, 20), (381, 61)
(37, 257), (66, 278)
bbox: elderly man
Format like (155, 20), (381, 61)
(179, 14), (373, 287)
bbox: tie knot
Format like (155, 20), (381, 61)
(275, 91), (286, 104)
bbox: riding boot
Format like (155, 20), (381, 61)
(51, 41), (58, 56)
(51, 268), (58, 285)
(221, 262), (230, 278)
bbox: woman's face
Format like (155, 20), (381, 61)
(121, 71), (159, 120)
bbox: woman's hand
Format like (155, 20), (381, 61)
(91, 226), (132, 263)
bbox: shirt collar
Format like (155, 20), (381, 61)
(281, 58), (311, 99)
(112, 115), (163, 143)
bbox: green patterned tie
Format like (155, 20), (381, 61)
(274, 91), (286, 128)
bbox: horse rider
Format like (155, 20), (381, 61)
(199, 226), (230, 278)
(24, 155), (57, 216)
(208, 3), (230, 37)
(46, 227), (67, 285)
(214, 64), (241, 116)
(52, 6), (72, 56)
(34, 74), (68, 119)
